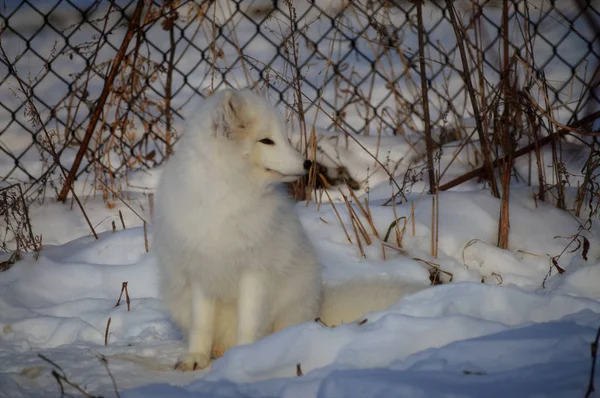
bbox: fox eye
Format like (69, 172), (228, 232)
(259, 138), (275, 145)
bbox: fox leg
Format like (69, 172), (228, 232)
(236, 271), (271, 346)
(175, 281), (216, 371)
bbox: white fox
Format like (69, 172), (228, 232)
(153, 88), (426, 371)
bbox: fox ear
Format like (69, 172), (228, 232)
(213, 89), (252, 139)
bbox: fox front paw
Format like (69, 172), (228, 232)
(174, 352), (211, 371)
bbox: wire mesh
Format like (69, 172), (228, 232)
(0, 0), (598, 199)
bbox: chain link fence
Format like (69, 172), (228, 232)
(0, 0), (598, 201)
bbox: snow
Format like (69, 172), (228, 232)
(1, 0), (600, 397)
(1, 170), (599, 397)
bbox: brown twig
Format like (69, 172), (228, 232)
(347, 183), (379, 239)
(148, 193), (155, 220)
(497, 0), (512, 249)
(391, 194), (403, 247)
(382, 242), (408, 256)
(431, 196), (436, 257)
(58, 0), (145, 202)
(164, 2), (177, 157)
(342, 195), (366, 258)
(439, 111), (600, 191)
(105, 317), (112, 346)
(340, 189), (372, 246)
(320, 176), (353, 245)
(97, 354), (121, 398)
(435, 183), (440, 257)
(411, 200), (416, 236)
(416, 0), (436, 195)
(0, 44), (99, 240)
(445, 0), (499, 198)
(95, 178), (146, 223)
(115, 281), (131, 312)
(413, 257), (454, 283)
(38, 354), (99, 398)
(143, 221), (149, 253)
(585, 326), (600, 398)
(542, 77), (566, 210)
(119, 210), (126, 230)
(62, 2), (116, 163)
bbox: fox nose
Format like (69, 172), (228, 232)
(303, 160), (313, 170)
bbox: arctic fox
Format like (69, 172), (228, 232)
(153, 88), (426, 371)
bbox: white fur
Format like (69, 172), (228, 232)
(153, 89), (426, 371)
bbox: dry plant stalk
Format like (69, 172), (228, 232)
(114, 281), (131, 312)
(462, 239), (485, 267)
(490, 272), (504, 285)
(0, 184), (40, 258)
(415, 0), (436, 195)
(95, 179), (146, 225)
(497, 0), (512, 250)
(143, 221), (149, 253)
(148, 193), (155, 220)
(339, 189), (372, 246)
(119, 210), (126, 230)
(283, 0), (313, 201)
(347, 184), (379, 239)
(359, 196), (387, 259)
(586, 326), (600, 398)
(431, 196), (436, 258)
(319, 175), (352, 245)
(163, 1), (178, 157)
(0, 45), (99, 240)
(38, 354), (100, 398)
(435, 186), (440, 257)
(542, 78), (566, 211)
(445, 0), (499, 198)
(440, 111), (600, 191)
(383, 217), (406, 245)
(411, 201), (416, 236)
(105, 317), (112, 346)
(575, 143), (599, 217)
(382, 242), (408, 256)
(58, 0), (146, 202)
(390, 195), (402, 248)
(96, 354), (121, 398)
(343, 198), (366, 258)
(413, 257), (453, 284)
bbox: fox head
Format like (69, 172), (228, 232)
(206, 88), (311, 183)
